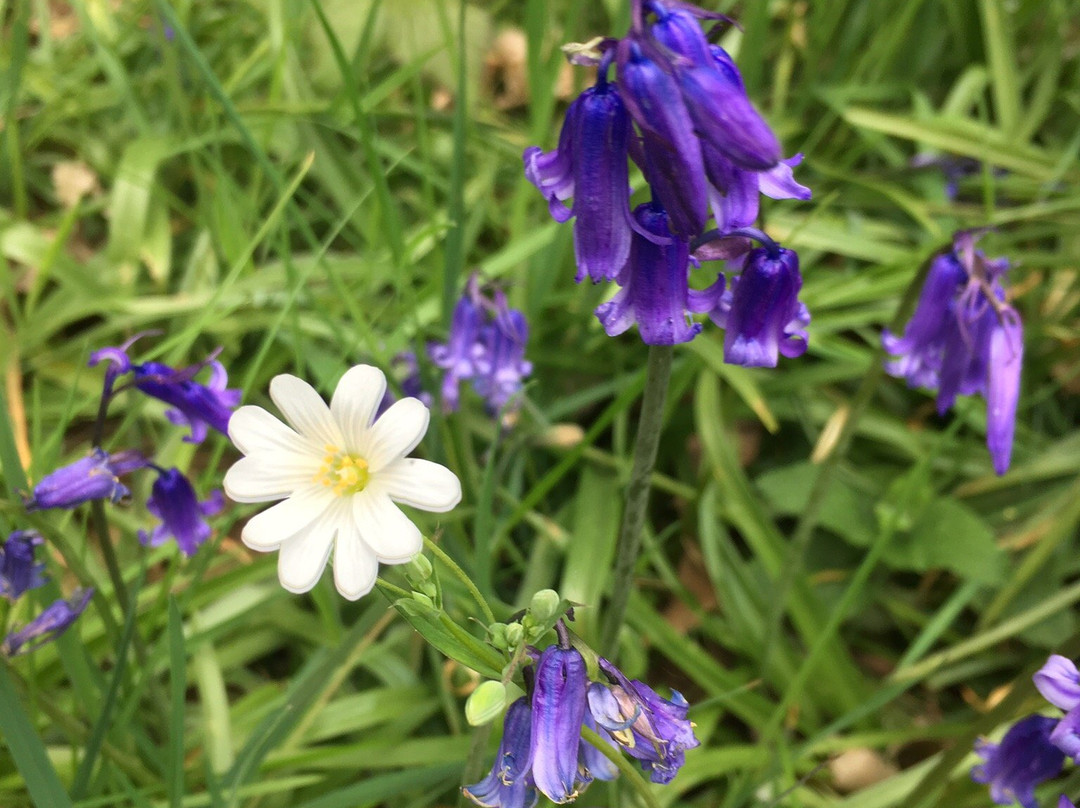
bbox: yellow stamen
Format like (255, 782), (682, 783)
(313, 445), (371, 495)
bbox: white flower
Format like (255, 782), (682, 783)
(223, 365), (461, 600)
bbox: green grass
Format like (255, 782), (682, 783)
(2, 1), (1080, 807)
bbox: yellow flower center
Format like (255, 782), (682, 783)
(315, 445), (370, 496)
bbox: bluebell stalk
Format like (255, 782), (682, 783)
(2, 588), (94, 656)
(26, 448), (148, 511)
(90, 339), (241, 444)
(971, 714), (1064, 808)
(883, 230), (1023, 474)
(139, 467), (225, 557)
(596, 201), (725, 346)
(0, 531), (46, 601)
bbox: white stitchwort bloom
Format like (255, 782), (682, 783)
(223, 365), (461, 599)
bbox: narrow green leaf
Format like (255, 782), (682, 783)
(0, 664), (75, 808)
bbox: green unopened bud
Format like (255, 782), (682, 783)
(489, 622), (509, 649)
(406, 554), (433, 579)
(505, 622), (524, 648)
(410, 591), (435, 610)
(465, 680), (507, 726)
(529, 589), (562, 624)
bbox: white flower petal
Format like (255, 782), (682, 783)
(228, 405), (318, 457)
(275, 501), (344, 594)
(352, 490), (422, 562)
(362, 398), (430, 472)
(378, 458), (462, 513)
(332, 518), (379, 600)
(241, 485), (337, 550)
(331, 365), (387, 455)
(269, 374), (345, 448)
(224, 455), (320, 503)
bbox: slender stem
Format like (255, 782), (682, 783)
(424, 536), (496, 625)
(600, 344), (674, 658)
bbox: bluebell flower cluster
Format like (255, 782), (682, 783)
(22, 337), (235, 559)
(523, 0), (811, 361)
(883, 230), (1023, 474)
(0, 529), (93, 657)
(429, 275), (532, 414)
(464, 642), (698, 806)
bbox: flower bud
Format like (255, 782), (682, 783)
(466, 680), (508, 726)
(528, 589), (562, 625)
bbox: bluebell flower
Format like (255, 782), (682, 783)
(882, 231), (1023, 474)
(530, 646), (589, 803)
(616, 34), (708, 237)
(971, 715), (1064, 808)
(524, 72), (633, 283)
(473, 294), (533, 413)
(2, 588), (94, 656)
(429, 284), (486, 412)
(26, 448), (148, 511)
(707, 238), (809, 367)
(595, 201), (725, 345)
(586, 656), (700, 784)
(463, 698), (538, 808)
(90, 343), (241, 444)
(139, 468), (224, 557)
(0, 531), (46, 601)
(648, 9), (780, 171)
(1034, 656), (1080, 713)
(429, 277), (532, 415)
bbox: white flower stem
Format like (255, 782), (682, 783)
(600, 344), (674, 658)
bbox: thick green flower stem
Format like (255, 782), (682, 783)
(600, 344), (674, 659)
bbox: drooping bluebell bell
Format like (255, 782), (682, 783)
(595, 201), (724, 346)
(971, 714), (1064, 808)
(90, 341), (241, 444)
(139, 467), (224, 557)
(26, 448), (148, 511)
(0, 531), (46, 601)
(587, 656), (700, 784)
(463, 697), (539, 808)
(1, 588), (94, 656)
(429, 276), (532, 415)
(530, 645), (589, 803)
(882, 231), (1023, 475)
(706, 233), (809, 368)
(524, 63), (633, 283)
(616, 36), (708, 237)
